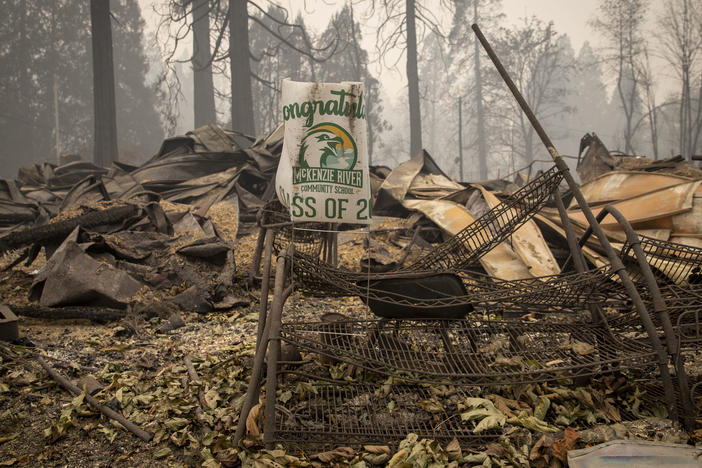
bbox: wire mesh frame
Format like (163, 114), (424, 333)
(246, 248), (678, 449)
(261, 238), (693, 442)
(622, 235), (702, 286)
(407, 165), (563, 271)
(259, 199), (327, 258)
(289, 249), (617, 311)
(272, 381), (499, 448)
(242, 186), (691, 449)
(279, 318), (660, 386)
(572, 204), (695, 428)
(609, 284), (702, 348)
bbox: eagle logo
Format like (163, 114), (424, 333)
(298, 122), (357, 170)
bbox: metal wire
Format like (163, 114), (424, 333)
(273, 381), (498, 447)
(407, 166), (563, 271)
(280, 318), (658, 386)
(622, 235), (702, 286)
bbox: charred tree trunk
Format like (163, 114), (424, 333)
(473, 0), (487, 179)
(229, 0), (254, 135)
(406, 0), (422, 157)
(90, 0), (118, 167)
(192, 0), (217, 127)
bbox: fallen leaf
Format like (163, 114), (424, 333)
(534, 396), (550, 421)
(417, 398), (445, 413)
(552, 427), (580, 462)
(508, 411), (559, 433)
(102, 343), (130, 353)
(216, 448), (239, 468)
(363, 445), (390, 455)
(164, 417), (189, 430)
(154, 447), (171, 459)
(71, 391), (85, 408)
(545, 359), (564, 367)
(204, 388), (220, 409)
(460, 397), (507, 433)
(312, 447), (354, 463)
(603, 399), (622, 422)
(445, 438), (461, 460)
(387, 448), (408, 467)
(529, 434), (548, 462)
(571, 340), (595, 356)
(246, 403), (261, 436)
(279, 390), (292, 404)
(491, 355), (525, 368)
(0, 434), (19, 444)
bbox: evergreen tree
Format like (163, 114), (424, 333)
(419, 30), (453, 169)
(112, 0), (164, 159)
(248, 6), (316, 136)
(567, 42), (612, 151)
(447, 0), (504, 179)
(0, 0), (162, 176)
(493, 18), (573, 166)
(316, 5), (390, 163)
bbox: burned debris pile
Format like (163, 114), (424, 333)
(1, 120), (702, 466)
(0, 125), (283, 316)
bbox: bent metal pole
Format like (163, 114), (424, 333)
(471, 23), (681, 423)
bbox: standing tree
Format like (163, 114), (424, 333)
(658, 0), (702, 159)
(156, 1), (338, 136)
(317, 4), (390, 163)
(90, 0), (118, 167)
(229, 0), (254, 134)
(567, 42), (611, 143)
(494, 18), (573, 165)
(0, 0), (162, 176)
(405, 0), (421, 156)
(112, 1), (165, 158)
(375, 0), (452, 158)
(638, 46), (661, 159)
(418, 30), (448, 158)
(191, 0), (217, 127)
(593, 0), (648, 154)
(447, 0), (503, 179)
(248, 5), (329, 134)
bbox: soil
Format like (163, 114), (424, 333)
(0, 224), (699, 467)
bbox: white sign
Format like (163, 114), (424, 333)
(276, 79), (372, 224)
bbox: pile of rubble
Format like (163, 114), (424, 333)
(0, 125), (285, 319)
(1, 123), (702, 467)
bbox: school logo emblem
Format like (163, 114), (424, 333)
(298, 122), (357, 170)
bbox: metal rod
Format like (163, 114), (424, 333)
(472, 23), (679, 422)
(256, 230), (274, 344)
(598, 205), (694, 427)
(263, 249), (291, 449)
(553, 192), (588, 274)
(458, 96), (463, 182)
(232, 246), (290, 447)
(247, 226), (267, 283)
(553, 192), (606, 327)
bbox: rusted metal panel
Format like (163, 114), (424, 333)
(671, 236), (702, 248)
(567, 180), (702, 229)
(574, 170), (694, 208)
(402, 198), (533, 280)
(407, 172), (464, 199)
(672, 188), (702, 235)
(477, 186), (560, 277)
(534, 214), (609, 269)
